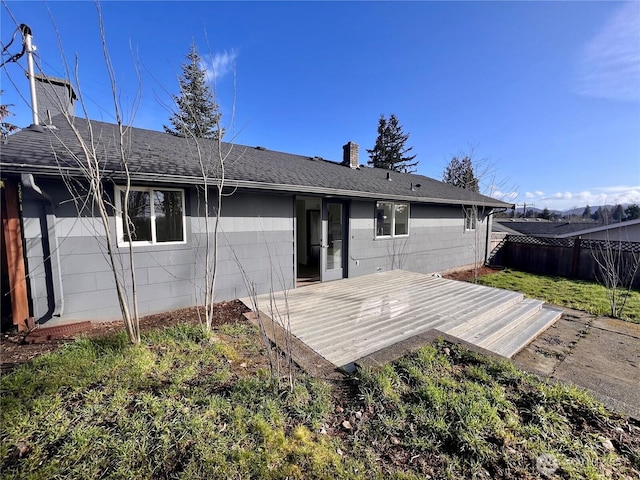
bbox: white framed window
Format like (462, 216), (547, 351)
(115, 186), (186, 246)
(465, 207), (477, 231)
(376, 202), (410, 238)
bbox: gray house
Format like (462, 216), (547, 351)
(1, 93), (510, 328)
(555, 219), (640, 242)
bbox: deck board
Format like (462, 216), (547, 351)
(240, 270), (560, 367)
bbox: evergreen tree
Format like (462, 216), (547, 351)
(624, 204), (640, 220)
(367, 114), (417, 173)
(539, 207), (551, 220)
(442, 155), (479, 193)
(582, 205), (591, 219)
(164, 44), (222, 139)
(612, 204), (624, 222)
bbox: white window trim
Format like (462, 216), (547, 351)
(464, 207), (478, 232)
(375, 201), (410, 239)
(115, 186), (187, 247)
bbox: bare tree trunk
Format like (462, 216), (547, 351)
(591, 236), (640, 319)
(38, 3), (142, 343)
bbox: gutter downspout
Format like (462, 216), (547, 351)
(21, 174), (64, 316)
(485, 206), (510, 265)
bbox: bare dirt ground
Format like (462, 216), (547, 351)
(443, 265), (501, 281)
(1, 300), (249, 373)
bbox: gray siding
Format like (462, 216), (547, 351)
(22, 201), (49, 319)
(22, 178), (294, 324)
(22, 176), (488, 325)
(347, 200), (489, 277)
(579, 223), (640, 242)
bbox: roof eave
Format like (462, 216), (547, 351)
(0, 163), (511, 208)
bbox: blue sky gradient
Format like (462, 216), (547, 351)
(2, 1), (638, 211)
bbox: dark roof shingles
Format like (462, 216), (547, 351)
(1, 117), (509, 207)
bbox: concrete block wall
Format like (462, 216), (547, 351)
(347, 200), (488, 277)
(22, 178), (295, 324)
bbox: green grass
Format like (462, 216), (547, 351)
(2, 324), (638, 479)
(354, 342), (640, 479)
(476, 269), (640, 322)
(1, 324), (358, 479)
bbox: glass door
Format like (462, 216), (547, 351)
(321, 200), (345, 282)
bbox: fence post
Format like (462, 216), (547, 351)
(504, 235), (510, 267)
(571, 236), (581, 279)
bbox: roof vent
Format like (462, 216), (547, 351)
(255, 146), (266, 150)
(386, 172), (392, 181)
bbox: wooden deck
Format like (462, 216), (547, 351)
(240, 270), (561, 368)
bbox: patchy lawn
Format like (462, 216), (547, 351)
(2, 317), (638, 479)
(475, 269), (640, 323)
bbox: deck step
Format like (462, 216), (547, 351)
(485, 306), (563, 358)
(455, 298), (543, 344)
(433, 290), (524, 335)
(240, 270), (564, 367)
(296, 283), (510, 346)
(319, 293), (524, 366)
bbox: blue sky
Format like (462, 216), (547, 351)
(2, 1), (639, 211)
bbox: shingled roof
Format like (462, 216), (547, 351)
(1, 116), (510, 208)
(494, 219), (601, 237)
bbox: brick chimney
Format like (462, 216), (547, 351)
(33, 74), (77, 123)
(342, 141), (359, 169)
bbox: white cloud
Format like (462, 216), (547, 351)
(518, 185), (640, 211)
(490, 190), (519, 202)
(595, 184), (640, 193)
(575, 2), (640, 102)
(201, 49), (238, 83)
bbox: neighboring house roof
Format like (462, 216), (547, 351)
(555, 218), (640, 239)
(491, 221), (521, 235)
(0, 117), (511, 208)
(494, 219), (601, 237)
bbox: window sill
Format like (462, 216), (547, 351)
(117, 240), (188, 249)
(375, 234), (409, 240)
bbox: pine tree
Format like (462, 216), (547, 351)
(367, 114), (417, 173)
(582, 205), (591, 219)
(612, 204), (624, 222)
(539, 207), (551, 220)
(624, 204), (640, 220)
(164, 44), (222, 139)
(442, 155), (479, 193)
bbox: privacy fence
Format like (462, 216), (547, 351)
(488, 235), (640, 288)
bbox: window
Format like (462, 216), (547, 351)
(115, 186), (185, 245)
(465, 207), (477, 231)
(376, 202), (410, 238)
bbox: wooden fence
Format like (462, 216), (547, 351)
(488, 235), (640, 288)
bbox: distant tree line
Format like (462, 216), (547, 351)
(496, 203), (640, 223)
